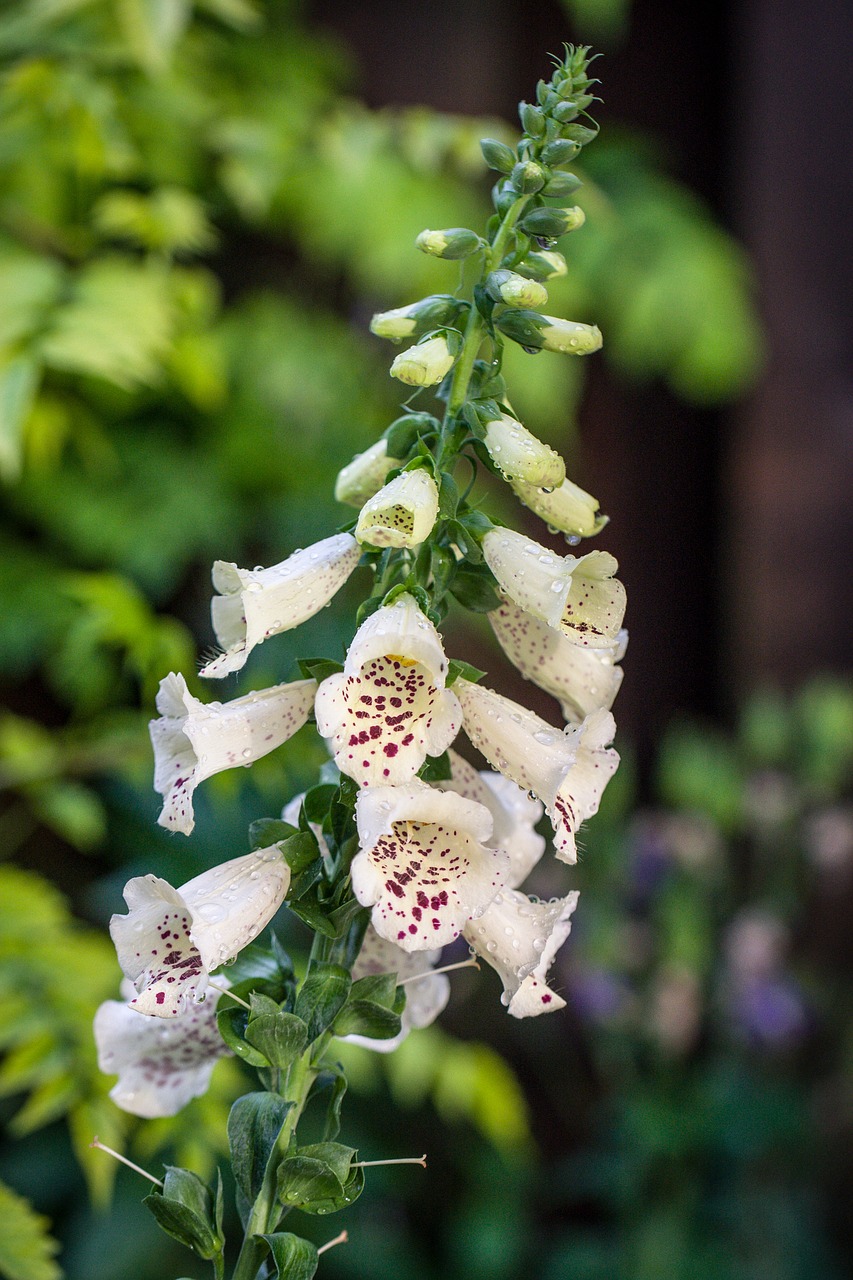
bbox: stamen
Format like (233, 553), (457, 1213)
(317, 1229), (349, 1256)
(398, 957), (480, 986)
(207, 980), (251, 1011)
(354, 1154), (427, 1169)
(90, 1137), (163, 1188)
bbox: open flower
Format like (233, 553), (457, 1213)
(94, 981), (231, 1116)
(334, 439), (402, 508)
(509, 475), (607, 539)
(390, 335), (458, 387)
(110, 848), (290, 1017)
(151, 673), (317, 835)
(482, 413), (565, 489)
(355, 469), (439, 549)
(353, 781), (508, 951)
(315, 594), (461, 786)
(464, 889), (578, 1018)
(199, 533), (361, 678)
(455, 679), (619, 863)
(439, 750), (545, 889)
(483, 528), (626, 647)
(343, 926), (450, 1053)
(490, 599), (625, 723)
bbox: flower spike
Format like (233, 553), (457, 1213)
(150, 673), (316, 834)
(199, 532), (361, 677)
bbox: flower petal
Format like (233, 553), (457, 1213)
(315, 595), (461, 786)
(150, 674), (317, 834)
(355, 470), (439, 548)
(353, 782), (507, 951)
(490, 599), (625, 723)
(180, 847), (290, 973)
(200, 533), (360, 677)
(464, 888), (578, 1017)
(439, 750), (545, 889)
(94, 986), (230, 1117)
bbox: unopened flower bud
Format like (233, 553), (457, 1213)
(515, 251), (568, 282)
(510, 160), (546, 194)
(543, 168), (586, 202)
(335, 438), (402, 508)
(390, 333), (459, 386)
(519, 101), (546, 136)
(495, 309), (602, 356)
(480, 138), (515, 174)
(415, 227), (481, 260)
(485, 269), (548, 309)
(483, 413), (565, 489)
(541, 139), (579, 166)
(370, 294), (465, 343)
(519, 205), (582, 238)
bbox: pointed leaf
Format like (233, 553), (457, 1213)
(227, 1092), (293, 1206)
(262, 1232), (319, 1280)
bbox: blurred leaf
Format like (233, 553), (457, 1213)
(0, 355), (40, 480)
(0, 1179), (62, 1280)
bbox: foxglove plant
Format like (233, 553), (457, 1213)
(94, 47), (626, 1278)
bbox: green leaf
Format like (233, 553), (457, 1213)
(418, 749), (453, 781)
(294, 963), (351, 1042)
(245, 1011), (309, 1069)
(0, 1180), (61, 1280)
(287, 899), (338, 939)
(302, 783), (338, 824)
(276, 1144), (361, 1215)
(327, 896), (368, 938)
(216, 1006), (270, 1067)
(227, 1093), (294, 1208)
(262, 1233), (319, 1280)
(438, 471), (459, 518)
(333, 1001), (402, 1040)
(310, 1065), (348, 1141)
(297, 656), (344, 682)
(450, 566), (502, 613)
(279, 831), (323, 875)
(446, 659), (486, 687)
(143, 1167), (223, 1262)
(0, 356), (40, 482)
(249, 818), (298, 850)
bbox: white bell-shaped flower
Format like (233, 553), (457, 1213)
(539, 316), (602, 354)
(490, 599), (626, 724)
(344, 926), (450, 1053)
(315, 594), (461, 787)
(150, 673), (317, 835)
(483, 528), (626, 647)
(199, 532), (361, 677)
(509, 475), (607, 539)
(110, 848), (290, 1017)
(353, 781), (508, 952)
(464, 888), (579, 1018)
(355, 469), (439, 549)
(483, 413), (565, 490)
(334, 439), (402, 508)
(455, 679), (619, 863)
(390, 334), (457, 386)
(94, 980), (231, 1116)
(439, 750), (545, 889)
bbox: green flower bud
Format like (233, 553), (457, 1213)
(519, 205), (582, 238)
(485, 269), (548, 309)
(370, 295), (466, 342)
(541, 139), (579, 166)
(390, 333), (460, 386)
(552, 101), (580, 124)
(514, 251), (568, 282)
(415, 228), (481, 260)
(495, 309), (602, 356)
(510, 160), (546, 194)
(493, 186), (518, 217)
(480, 138), (516, 174)
(542, 168), (585, 200)
(519, 102), (546, 136)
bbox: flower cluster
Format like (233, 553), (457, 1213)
(93, 44), (626, 1271)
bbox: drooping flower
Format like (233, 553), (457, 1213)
(110, 848), (290, 1017)
(199, 533), (361, 677)
(489, 599), (626, 723)
(355, 469), (439, 548)
(508, 475), (608, 539)
(334, 439), (402, 508)
(353, 781), (508, 951)
(439, 750), (545, 889)
(94, 981), (231, 1116)
(455, 679), (619, 863)
(482, 413), (565, 489)
(390, 335), (458, 387)
(315, 594), (461, 786)
(464, 888), (579, 1017)
(482, 528), (626, 647)
(151, 673), (317, 835)
(343, 925), (451, 1053)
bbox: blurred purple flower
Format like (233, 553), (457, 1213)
(568, 968), (633, 1024)
(729, 976), (810, 1049)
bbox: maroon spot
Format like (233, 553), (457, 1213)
(383, 743), (398, 757)
(386, 881), (404, 899)
(155, 992), (165, 1005)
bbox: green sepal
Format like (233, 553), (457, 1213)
(480, 138), (515, 173)
(143, 1167), (223, 1261)
(430, 546), (456, 599)
(384, 412), (438, 459)
(460, 401), (485, 439)
(277, 1144), (363, 1215)
(287, 899), (338, 939)
(249, 818), (297, 850)
(418, 749), (453, 782)
(228, 1092), (294, 1207)
(355, 594), (384, 626)
(302, 783), (337, 825)
(287, 855), (326, 901)
(297, 656), (344, 682)
(450, 565), (502, 613)
(245, 1009), (309, 1069)
(262, 1233), (319, 1280)
(294, 962), (351, 1042)
(447, 659), (486, 687)
(216, 1005), (272, 1067)
(561, 122), (598, 145)
(309, 1063), (348, 1141)
(327, 895), (368, 937)
(438, 471), (459, 519)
